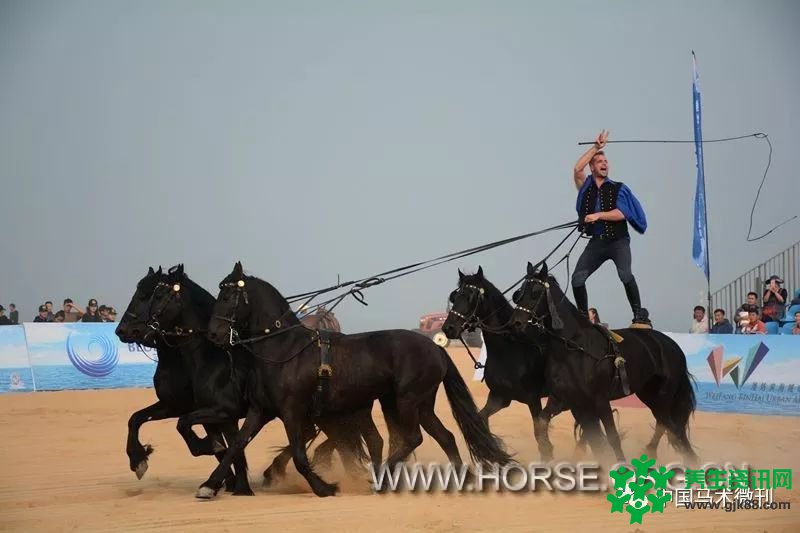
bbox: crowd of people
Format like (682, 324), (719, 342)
(690, 275), (800, 335)
(0, 298), (118, 326)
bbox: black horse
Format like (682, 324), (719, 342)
(196, 261), (512, 499)
(509, 261), (698, 462)
(441, 267), (585, 462)
(144, 265), (382, 492)
(116, 267), (240, 491)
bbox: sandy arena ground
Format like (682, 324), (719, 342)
(1, 347), (799, 532)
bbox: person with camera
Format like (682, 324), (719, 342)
(762, 275), (787, 323)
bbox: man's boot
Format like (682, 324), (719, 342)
(572, 285), (589, 317)
(624, 279), (652, 328)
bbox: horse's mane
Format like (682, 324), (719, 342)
(463, 273), (513, 315)
(222, 270), (299, 325)
(542, 274), (593, 329)
(183, 275), (217, 322)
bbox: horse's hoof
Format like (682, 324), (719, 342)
(314, 482), (339, 497)
(224, 480), (236, 493)
(262, 469), (282, 488)
(195, 486), (217, 500)
(135, 460), (149, 480)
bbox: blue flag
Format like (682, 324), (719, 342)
(692, 52), (710, 280)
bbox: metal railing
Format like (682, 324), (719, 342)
(712, 241), (799, 317)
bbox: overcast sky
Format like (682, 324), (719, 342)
(1, 0), (798, 333)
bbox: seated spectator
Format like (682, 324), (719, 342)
(588, 307), (608, 328)
(710, 308), (733, 334)
(792, 311), (800, 335)
(736, 292), (759, 317)
(81, 299), (103, 322)
(792, 312), (800, 335)
(33, 304), (49, 322)
(9, 303), (18, 325)
(691, 305), (709, 333)
(62, 298), (84, 322)
(106, 307), (118, 322)
(0, 305), (11, 326)
(741, 308), (766, 334)
(99, 305), (109, 322)
(734, 308), (750, 334)
(53, 310), (66, 323)
(44, 301), (54, 322)
(762, 276), (787, 323)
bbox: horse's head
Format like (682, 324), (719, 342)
(145, 264), (197, 338)
(209, 261), (295, 346)
(510, 261), (563, 332)
(442, 266), (487, 340)
(209, 261), (252, 346)
(116, 266), (162, 345)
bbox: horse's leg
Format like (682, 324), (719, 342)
(311, 438), (337, 470)
(479, 390), (511, 426)
(202, 423), (236, 492)
(265, 424), (318, 486)
(419, 395), (463, 468)
(571, 408), (610, 463)
(126, 401), (183, 479)
(597, 403), (626, 462)
(219, 421), (253, 496)
(375, 398), (423, 492)
(263, 446), (293, 488)
(379, 397), (403, 460)
(176, 408), (229, 457)
(359, 411), (385, 474)
(527, 400), (555, 462)
(644, 423), (666, 458)
(283, 410), (338, 497)
(196, 407), (270, 499)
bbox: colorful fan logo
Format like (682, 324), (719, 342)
(707, 341), (769, 389)
(66, 331), (119, 377)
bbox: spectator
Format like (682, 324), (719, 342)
(0, 305), (11, 326)
(792, 312), (800, 335)
(62, 298), (84, 322)
(736, 292), (760, 317)
(53, 310), (66, 323)
(762, 275), (787, 323)
(44, 300), (55, 322)
(106, 307), (118, 322)
(710, 308), (733, 334)
(8, 303), (18, 325)
(588, 307), (608, 328)
(741, 308), (766, 335)
(33, 304), (49, 322)
(691, 305), (709, 334)
(81, 299), (103, 322)
(734, 308), (750, 334)
(99, 305), (109, 322)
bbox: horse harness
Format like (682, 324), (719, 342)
(216, 279), (336, 415)
(515, 277), (631, 396)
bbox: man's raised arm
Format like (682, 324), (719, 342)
(573, 129), (608, 190)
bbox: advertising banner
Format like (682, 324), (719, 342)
(23, 322), (156, 391)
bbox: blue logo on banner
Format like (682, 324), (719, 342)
(66, 331), (119, 377)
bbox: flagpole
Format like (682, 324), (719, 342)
(692, 51), (713, 330)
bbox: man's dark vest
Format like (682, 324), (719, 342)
(580, 180), (629, 240)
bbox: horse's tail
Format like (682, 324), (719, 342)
(440, 348), (513, 467)
(669, 357), (699, 459)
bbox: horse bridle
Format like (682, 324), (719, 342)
(215, 279), (299, 347)
(143, 281), (203, 346)
(448, 284), (485, 333)
(512, 277), (550, 330)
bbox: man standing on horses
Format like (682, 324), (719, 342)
(571, 130), (650, 326)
